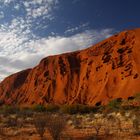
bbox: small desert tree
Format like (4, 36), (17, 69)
(47, 115), (67, 140)
(33, 114), (49, 139)
(103, 117), (111, 136)
(0, 126), (6, 138)
(132, 111), (140, 135)
(92, 118), (103, 137)
(72, 116), (82, 129)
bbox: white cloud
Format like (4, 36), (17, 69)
(23, 0), (58, 20)
(0, 11), (4, 19)
(65, 23), (89, 34)
(0, 22), (114, 81)
(2, 0), (14, 4)
(14, 4), (20, 10)
(0, 0), (58, 26)
(65, 22), (89, 34)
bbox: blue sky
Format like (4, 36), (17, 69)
(0, 0), (139, 80)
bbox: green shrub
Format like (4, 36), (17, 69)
(134, 93), (140, 100)
(1, 105), (20, 115)
(60, 104), (76, 114)
(0, 100), (4, 106)
(19, 107), (34, 118)
(121, 105), (138, 110)
(60, 104), (94, 114)
(96, 105), (106, 113)
(32, 104), (46, 112)
(77, 104), (92, 113)
(107, 98), (122, 110)
(45, 104), (59, 112)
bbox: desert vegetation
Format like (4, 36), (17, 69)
(0, 96), (140, 139)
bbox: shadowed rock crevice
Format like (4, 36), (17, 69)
(13, 69), (31, 89)
(58, 57), (67, 76)
(67, 54), (81, 74)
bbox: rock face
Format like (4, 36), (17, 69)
(0, 28), (140, 106)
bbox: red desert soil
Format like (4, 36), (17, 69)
(0, 28), (140, 106)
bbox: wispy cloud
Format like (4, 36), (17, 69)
(0, 25), (114, 80)
(23, 0), (58, 20)
(65, 23), (89, 34)
(0, 11), (4, 19)
(72, 0), (81, 4)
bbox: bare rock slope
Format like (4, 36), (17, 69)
(0, 28), (140, 106)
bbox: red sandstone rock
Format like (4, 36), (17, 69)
(0, 28), (140, 106)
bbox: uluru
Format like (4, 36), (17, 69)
(0, 28), (140, 106)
